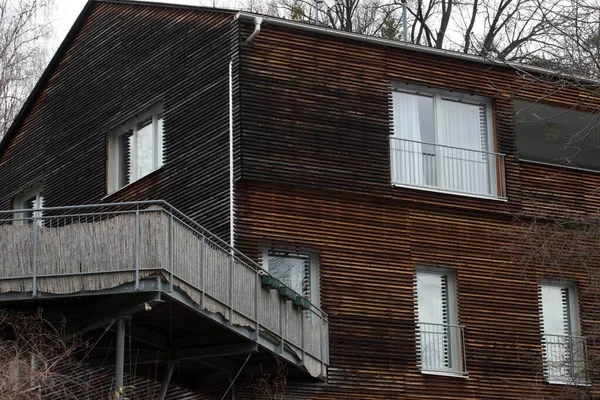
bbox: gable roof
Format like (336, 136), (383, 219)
(0, 0), (236, 157)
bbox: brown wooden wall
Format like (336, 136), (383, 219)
(234, 21), (600, 399)
(0, 2), (240, 241)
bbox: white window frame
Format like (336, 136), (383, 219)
(262, 249), (320, 308)
(107, 105), (164, 193)
(415, 266), (466, 377)
(390, 84), (499, 199)
(12, 186), (44, 225)
(540, 281), (587, 385)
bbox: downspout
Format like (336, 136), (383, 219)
(229, 59), (234, 248)
(244, 17), (263, 45)
(402, 0), (408, 42)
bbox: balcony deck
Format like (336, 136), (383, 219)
(0, 201), (328, 380)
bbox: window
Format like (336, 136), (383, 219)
(390, 87), (503, 198)
(540, 282), (587, 384)
(415, 268), (466, 376)
(515, 99), (600, 171)
(107, 107), (164, 192)
(13, 187), (43, 225)
(262, 249), (320, 306)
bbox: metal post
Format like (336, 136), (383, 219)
(200, 236), (205, 309)
(32, 218), (38, 297)
(320, 314), (325, 375)
(278, 296), (284, 354)
(168, 212), (174, 293)
(135, 207), (140, 290)
(301, 308), (305, 362)
(157, 361), (176, 400)
(255, 269), (260, 340)
(115, 318), (126, 390)
(228, 252), (234, 324)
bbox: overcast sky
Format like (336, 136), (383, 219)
(52, 0), (234, 51)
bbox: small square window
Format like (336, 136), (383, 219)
(107, 107), (164, 193)
(262, 249), (320, 307)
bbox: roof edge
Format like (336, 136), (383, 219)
(235, 11), (600, 86)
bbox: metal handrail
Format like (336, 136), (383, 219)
(0, 201), (330, 373)
(390, 137), (507, 198)
(543, 333), (588, 383)
(391, 137), (504, 157)
(1, 200), (327, 317)
(418, 321), (467, 375)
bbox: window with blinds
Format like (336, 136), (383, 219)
(107, 106), (164, 193)
(415, 268), (466, 376)
(540, 283), (587, 384)
(390, 86), (500, 198)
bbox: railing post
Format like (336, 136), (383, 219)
(301, 307), (305, 362)
(279, 297), (284, 354)
(255, 269), (260, 340)
(200, 236), (205, 310)
(228, 252), (234, 324)
(32, 217), (38, 297)
(168, 211), (174, 293)
(320, 314), (325, 376)
(135, 206), (140, 290)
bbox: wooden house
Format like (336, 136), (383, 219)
(0, 0), (599, 398)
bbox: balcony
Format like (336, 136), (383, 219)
(544, 334), (588, 385)
(418, 322), (467, 376)
(390, 137), (506, 199)
(0, 201), (328, 381)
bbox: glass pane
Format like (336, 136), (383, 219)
(268, 253), (307, 295)
(391, 92), (434, 187)
(439, 100), (490, 195)
(417, 272), (446, 324)
(157, 115), (164, 167)
(515, 99), (600, 170)
(541, 285), (569, 336)
(417, 272), (450, 371)
(136, 118), (154, 179)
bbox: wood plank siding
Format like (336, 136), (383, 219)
(0, 2), (240, 241)
(234, 20), (600, 399)
(2, 1), (600, 397)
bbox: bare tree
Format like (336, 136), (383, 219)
(0, 0), (54, 138)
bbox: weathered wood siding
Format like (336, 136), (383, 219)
(0, 2), (240, 241)
(235, 21), (600, 399)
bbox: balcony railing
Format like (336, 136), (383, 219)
(418, 322), (467, 376)
(0, 201), (329, 378)
(544, 334), (588, 384)
(390, 137), (506, 198)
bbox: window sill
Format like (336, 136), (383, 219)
(421, 370), (469, 379)
(102, 166), (164, 200)
(392, 182), (508, 202)
(547, 379), (591, 386)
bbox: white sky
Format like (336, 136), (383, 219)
(51, 0), (235, 51)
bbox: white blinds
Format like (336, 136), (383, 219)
(438, 99), (490, 195)
(391, 91), (424, 186)
(390, 90), (494, 196)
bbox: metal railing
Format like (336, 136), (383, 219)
(544, 334), (588, 384)
(390, 137), (506, 198)
(0, 201), (329, 377)
(418, 322), (467, 375)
